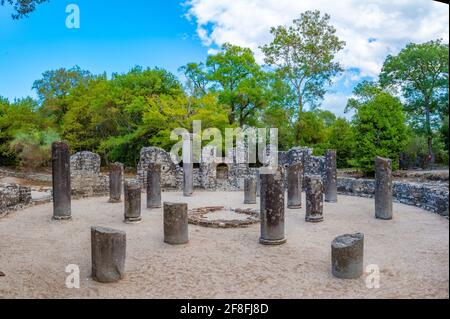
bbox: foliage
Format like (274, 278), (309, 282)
(261, 10), (345, 142)
(350, 91), (409, 173)
(0, 0), (48, 19)
(10, 129), (59, 169)
(379, 39), (449, 164)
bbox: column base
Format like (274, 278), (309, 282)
(52, 215), (72, 221)
(147, 204), (162, 209)
(259, 237), (287, 245)
(108, 199), (121, 203)
(325, 199), (337, 203)
(124, 217), (142, 224)
(244, 201), (257, 204)
(305, 216), (324, 223)
(375, 215), (393, 220)
(287, 204), (302, 209)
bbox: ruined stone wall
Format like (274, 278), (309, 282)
(337, 177), (449, 217)
(70, 151), (109, 197)
(0, 183), (32, 217)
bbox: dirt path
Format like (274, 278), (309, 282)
(0, 191), (448, 299)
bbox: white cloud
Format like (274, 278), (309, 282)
(321, 92), (354, 119)
(184, 0), (449, 80)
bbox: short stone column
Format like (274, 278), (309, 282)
(375, 156), (393, 220)
(324, 150), (337, 202)
(109, 162), (123, 203)
(146, 163), (161, 208)
(163, 202), (189, 245)
(259, 167), (286, 245)
(331, 233), (364, 279)
(52, 141), (71, 220)
(305, 175), (324, 222)
(244, 177), (257, 204)
(183, 135), (193, 197)
(287, 163), (302, 209)
(124, 181), (141, 223)
(91, 226), (126, 283)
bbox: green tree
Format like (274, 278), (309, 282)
(380, 39), (449, 165)
(349, 91), (408, 174)
(327, 118), (355, 168)
(261, 10), (345, 142)
(205, 43), (268, 126)
(32, 66), (93, 125)
(1, 0), (48, 19)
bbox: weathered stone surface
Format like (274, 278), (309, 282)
(91, 226), (126, 283)
(52, 141), (71, 220)
(375, 157), (393, 220)
(287, 163), (302, 209)
(337, 177), (449, 217)
(0, 183), (32, 217)
(304, 175), (324, 222)
(147, 163), (162, 208)
(255, 170), (260, 197)
(70, 151), (109, 198)
(260, 167), (286, 245)
(331, 233), (364, 279)
(183, 136), (194, 197)
(109, 162), (123, 203)
(163, 202), (189, 245)
(124, 181), (141, 223)
(324, 150), (337, 203)
(244, 177), (257, 204)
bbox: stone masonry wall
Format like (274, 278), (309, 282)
(0, 183), (32, 217)
(337, 177), (449, 217)
(70, 151), (109, 197)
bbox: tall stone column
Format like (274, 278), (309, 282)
(305, 175), (324, 222)
(287, 163), (302, 209)
(124, 181), (141, 223)
(331, 233), (364, 279)
(375, 156), (393, 220)
(147, 163), (161, 208)
(324, 150), (337, 202)
(163, 202), (189, 245)
(109, 162), (123, 203)
(52, 141), (71, 220)
(183, 135), (193, 197)
(259, 167), (286, 245)
(256, 170), (260, 197)
(244, 177), (257, 204)
(91, 226), (126, 283)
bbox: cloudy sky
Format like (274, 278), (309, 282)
(0, 0), (448, 117)
(184, 0), (449, 116)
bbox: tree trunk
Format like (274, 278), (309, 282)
(295, 96), (303, 143)
(425, 106), (435, 167)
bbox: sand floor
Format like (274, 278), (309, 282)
(0, 191), (448, 299)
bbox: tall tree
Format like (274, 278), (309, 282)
(379, 39), (449, 165)
(32, 66), (92, 125)
(1, 0), (48, 19)
(261, 10), (345, 142)
(205, 43), (268, 126)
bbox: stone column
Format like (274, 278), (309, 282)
(324, 150), (337, 202)
(287, 163), (302, 209)
(183, 135), (193, 197)
(244, 177), (257, 204)
(163, 202), (189, 245)
(305, 175), (324, 222)
(256, 170), (260, 197)
(375, 156), (393, 220)
(109, 162), (123, 203)
(259, 167), (286, 245)
(124, 181), (141, 223)
(331, 233), (364, 279)
(52, 141), (71, 220)
(91, 226), (126, 283)
(146, 163), (161, 208)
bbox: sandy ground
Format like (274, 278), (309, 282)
(0, 191), (448, 299)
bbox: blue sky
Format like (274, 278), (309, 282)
(0, 1), (207, 100)
(0, 0), (448, 117)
